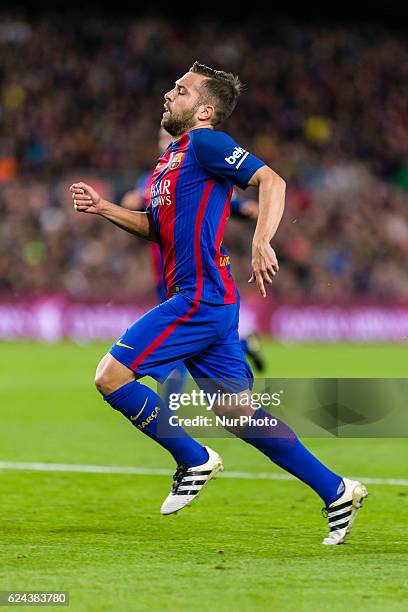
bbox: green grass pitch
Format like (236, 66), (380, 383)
(1, 341), (407, 611)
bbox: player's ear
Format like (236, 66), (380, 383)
(198, 104), (215, 122)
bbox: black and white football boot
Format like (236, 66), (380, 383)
(160, 447), (223, 515)
(322, 478), (368, 545)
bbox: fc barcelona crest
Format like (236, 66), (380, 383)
(169, 152), (184, 170)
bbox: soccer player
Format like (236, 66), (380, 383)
(70, 62), (367, 545)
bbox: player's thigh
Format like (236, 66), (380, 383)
(186, 335), (254, 395)
(109, 295), (218, 383)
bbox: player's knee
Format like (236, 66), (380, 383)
(94, 356), (134, 396)
(94, 369), (110, 395)
(94, 369), (128, 396)
(212, 401), (255, 434)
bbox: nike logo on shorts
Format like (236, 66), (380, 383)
(116, 340), (134, 349)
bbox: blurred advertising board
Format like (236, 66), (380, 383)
(0, 296), (407, 343)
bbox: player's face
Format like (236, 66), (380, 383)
(162, 72), (209, 137)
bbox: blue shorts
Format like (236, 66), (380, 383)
(109, 293), (253, 393)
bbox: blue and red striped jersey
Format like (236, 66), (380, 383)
(147, 128), (265, 304)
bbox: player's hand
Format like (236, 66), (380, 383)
(240, 200), (259, 220)
(248, 241), (279, 298)
(69, 182), (103, 214)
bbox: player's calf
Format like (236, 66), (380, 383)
(102, 374), (209, 471)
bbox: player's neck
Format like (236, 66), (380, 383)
(174, 123), (214, 140)
(189, 122), (214, 132)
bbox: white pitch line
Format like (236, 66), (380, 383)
(0, 461), (407, 486)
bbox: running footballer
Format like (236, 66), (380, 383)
(70, 62), (367, 545)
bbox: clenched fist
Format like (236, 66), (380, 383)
(70, 182), (103, 214)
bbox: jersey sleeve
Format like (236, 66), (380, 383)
(191, 130), (265, 189)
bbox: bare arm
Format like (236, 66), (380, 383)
(247, 166), (286, 297)
(70, 182), (158, 242)
(99, 201), (157, 241)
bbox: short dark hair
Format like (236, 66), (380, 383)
(189, 61), (242, 126)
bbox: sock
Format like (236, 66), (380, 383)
(104, 380), (208, 468)
(240, 408), (343, 507)
(162, 363), (188, 407)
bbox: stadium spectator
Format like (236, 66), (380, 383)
(0, 15), (407, 302)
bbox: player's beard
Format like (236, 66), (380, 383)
(161, 105), (199, 137)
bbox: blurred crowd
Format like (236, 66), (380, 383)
(0, 14), (407, 303)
